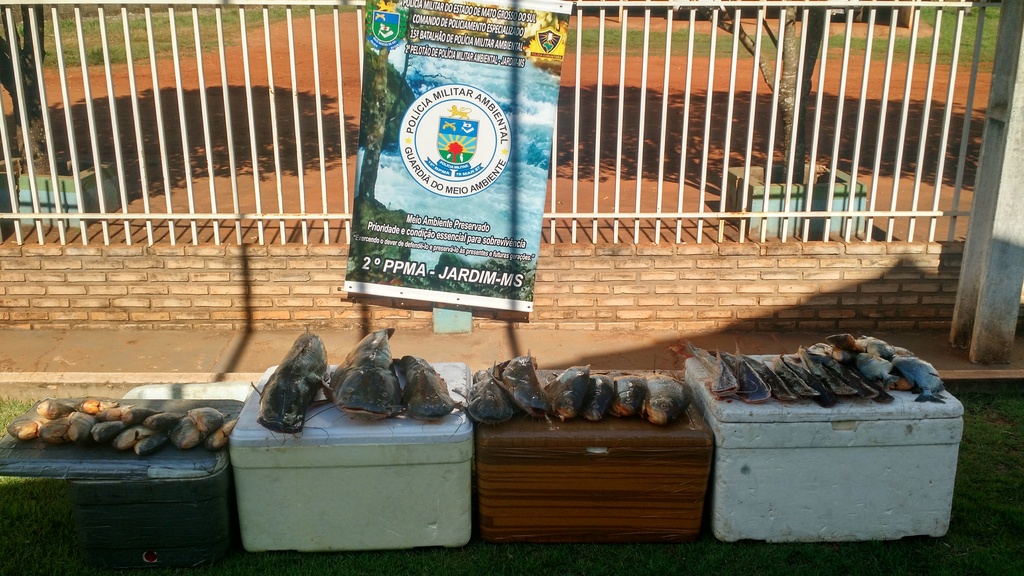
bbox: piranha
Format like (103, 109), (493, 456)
(641, 375), (690, 425)
(581, 374), (616, 421)
(257, 330), (329, 433)
(609, 375), (647, 417)
(891, 356), (947, 403)
(496, 354), (550, 418)
(545, 366), (590, 422)
(466, 368), (517, 424)
(398, 355), (458, 422)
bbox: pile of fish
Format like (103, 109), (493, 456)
(257, 328), (459, 433)
(683, 334), (947, 407)
(465, 354), (690, 426)
(5, 398), (236, 456)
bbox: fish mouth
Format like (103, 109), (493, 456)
(340, 407), (392, 420)
(257, 415), (304, 434)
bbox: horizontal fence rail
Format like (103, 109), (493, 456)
(0, 1), (1000, 246)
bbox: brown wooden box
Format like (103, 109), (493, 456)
(474, 403), (713, 543)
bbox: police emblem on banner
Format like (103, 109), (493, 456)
(537, 28), (563, 53)
(367, 2), (405, 50)
(401, 84), (510, 198)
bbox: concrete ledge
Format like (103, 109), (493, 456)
(0, 372), (264, 401)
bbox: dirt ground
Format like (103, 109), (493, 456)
(3, 9), (990, 246)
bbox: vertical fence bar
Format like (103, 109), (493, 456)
(7, 7), (43, 244)
(287, 7), (309, 245)
(27, 7), (66, 245)
(697, 9), (718, 244)
(591, 9), (606, 242)
(240, 7), (265, 245)
(146, 7), (176, 245)
(780, 7), (810, 243)
(571, 8), (583, 244)
(51, 7), (85, 242)
(98, 6), (132, 244)
(612, 9), (628, 243)
(738, 8), (764, 244)
(675, 8), (696, 244)
(867, 10), (900, 243)
(760, 10), (786, 244)
(845, 8), (876, 243)
(310, 7), (330, 243)
(191, 7), (220, 244)
(632, 8), (651, 244)
(929, 7), (965, 243)
(822, 10), (854, 242)
(949, 4), (986, 242)
(908, 7), (943, 241)
(886, 9), (921, 243)
(334, 7), (351, 243)
(718, 7), (740, 243)
(74, 7), (111, 245)
(121, 7), (154, 245)
(265, 7), (286, 243)
(216, 7), (243, 245)
(169, 7), (198, 244)
(654, 9), (674, 244)
(801, 8), (829, 242)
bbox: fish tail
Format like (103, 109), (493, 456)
(914, 393), (946, 404)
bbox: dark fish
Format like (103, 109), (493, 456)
(95, 406), (130, 422)
(114, 425), (155, 451)
(609, 375), (647, 417)
(35, 399), (77, 420)
(66, 412), (97, 444)
(497, 355), (549, 418)
(91, 420), (127, 443)
(682, 342), (738, 397)
(781, 354), (837, 408)
(582, 374), (616, 421)
(340, 328), (395, 371)
(75, 399), (118, 415)
(466, 369), (517, 424)
(135, 432), (170, 456)
(545, 366), (590, 421)
(169, 418), (204, 449)
(120, 406), (159, 426)
(771, 356), (821, 397)
(330, 364), (404, 420)
(257, 331), (329, 433)
(892, 356), (947, 403)
(642, 375), (690, 425)
(398, 355), (457, 421)
(733, 355), (772, 404)
(799, 347), (862, 396)
(188, 407), (226, 435)
(143, 412), (186, 432)
(743, 355), (798, 401)
(824, 358), (885, 401)
(38, 417), (71, 444)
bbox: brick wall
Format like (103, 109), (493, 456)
(0, 241), (968, 332)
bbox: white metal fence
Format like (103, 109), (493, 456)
(0, 1), (1000, 246)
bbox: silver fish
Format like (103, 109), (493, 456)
(855, 353), (900, 388)
(642, 375), (691, 425)
(855, 336), (898, 360)
(545, 366), (590, 421)
(892, 356), (947, 403)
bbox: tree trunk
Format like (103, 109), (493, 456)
(0, 6), (47, 172)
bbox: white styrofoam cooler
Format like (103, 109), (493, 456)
(685, 356), (963, 543)
(229, 362), (473, 552)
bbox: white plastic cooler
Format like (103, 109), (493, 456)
(229, 362), (473, 552)
(685, 356), (963, 542)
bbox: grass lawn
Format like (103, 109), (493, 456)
(1, 392), (1023, 576)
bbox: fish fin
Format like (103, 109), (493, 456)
(914, 393), (946, 404)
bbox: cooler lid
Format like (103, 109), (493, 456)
(0, 398), (239, 481)
(230, 362), (473, 448)
(685, 357), (964, 423)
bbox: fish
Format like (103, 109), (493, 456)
(120, 406), (159, 426)
(6, 415), (49, 441)
(824, 359), (887, 401)
(35, 399), (77, 420)
(770, 356), (821, 397)
(340, 328), (395, 371)
(143, 412), (186, 432)
(187, 408), (225, 435)
(682, 342), (738, 397)
(641, 375), (691, 425)
(781, 354), (838, 408)
(497, 355), (549, 418)
(329, 364), (404, 420)
(205, 418), (238, 451)
(892, 356), (947, 403)
(825, 333), (862, 352)
(135, 432), (170, 456)
(743, 355), (798, 401)
(257, 331), (329, 433)
(398, 355), (457, 421)
(91, 420), (127, 443)
(169, 418), (204, 449)
(545, 366), (590, 421)
(38, 417), (72, 444)
(95, 406), (130, 422)
(113, 425), (155, 451)
(75, 399), (118, 415)
(466, 368), (517, 424)
(799, 347), (863, 396)
(855, 353), (897, 383)
(66, 412), (97, 444)
(855, 336), (898, 360)
(581, 374), (616, 421)
(733, 355), (773, 403)
(609, 375), (647, 417)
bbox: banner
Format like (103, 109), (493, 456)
(345, 0), (573, 312)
